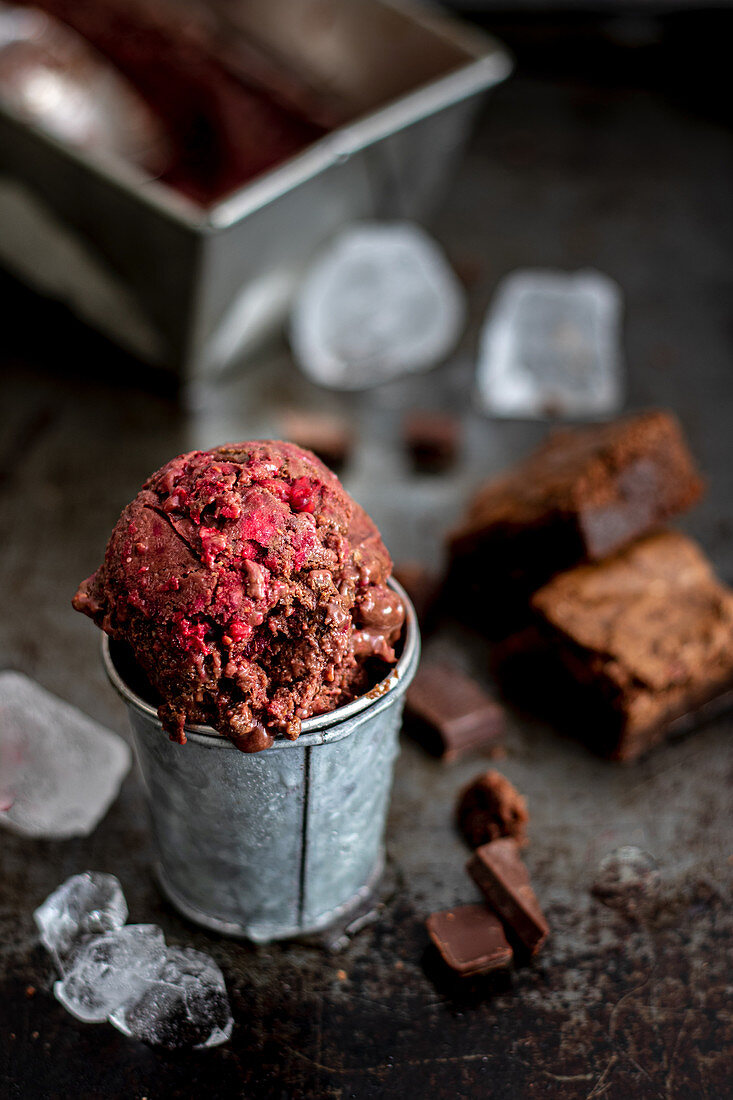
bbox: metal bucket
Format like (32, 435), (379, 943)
(102, 579), (419, 943)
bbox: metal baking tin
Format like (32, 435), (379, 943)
(103, 578), (420, 943)
(0, 0), (511, 380)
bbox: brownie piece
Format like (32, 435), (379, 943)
(446, 410), (704, 636)
(426, 905), (513, 976)
(467, 839), (549, 955)
(531, 531), (733, 761)
(405, 661), (504, 760)
(457, 770), (529, 849)
(403, 412), (460, 474)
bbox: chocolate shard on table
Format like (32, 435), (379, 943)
(467, 838), (549, 955)
(445, 410), (704, 636)
(279, 411), (352, 472)
(426, 904), (513, 977)
(530, 530), (733, 762)
(457, 770), (529, 849)
(404, 660), (504, 760)
(403, 411), (460, 474)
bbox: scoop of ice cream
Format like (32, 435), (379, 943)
(73, 441), (405, 752)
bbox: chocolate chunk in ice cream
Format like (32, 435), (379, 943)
(74, 441), (405, 752)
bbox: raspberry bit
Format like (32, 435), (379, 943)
(289, 477), (318, 514)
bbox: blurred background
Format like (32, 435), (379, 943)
(2, 1), (732, 1095)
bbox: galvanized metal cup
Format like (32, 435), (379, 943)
(102, 579), (419, 943)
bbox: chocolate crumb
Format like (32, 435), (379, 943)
(457, 770), (529, 849)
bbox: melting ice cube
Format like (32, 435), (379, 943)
(33, 871), (128, 969)
(592, 845), (660, 917)
(109, 946), (234, 1049)
(477, 269), (623, 419)
(36, 872), (234, 1047)
(54, 925), (167, 1023)
(291, 223), (466, 390)
(0, 671), (131, 839)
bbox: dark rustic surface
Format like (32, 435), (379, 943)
(2, 18), (732, 1099)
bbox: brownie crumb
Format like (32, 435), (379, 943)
(457, 770), (529, 849)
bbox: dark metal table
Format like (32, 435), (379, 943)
(2, 18), (732, 1098)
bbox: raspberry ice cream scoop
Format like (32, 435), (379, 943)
(73, 441), (405, 752)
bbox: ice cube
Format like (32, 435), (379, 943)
(0, 671), (131, 839)
(54, 925), (166, 1024)
(291, 223), (466, 390)
(33, 871), (128, 969)
(109, 946), (233, 1049)
(477, 269), (623, 419)
(592, 845), (660, 917)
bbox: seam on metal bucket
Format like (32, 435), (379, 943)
(297, 745), (311, 927)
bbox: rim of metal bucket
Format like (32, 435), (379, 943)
(102, 576), (419, 750)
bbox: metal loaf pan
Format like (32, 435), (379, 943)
(0, 0), (511, 380)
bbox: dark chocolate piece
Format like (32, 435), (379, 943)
(405, 661), (504, 761)
(403, 412), (460, 474)
(426, 904), (513, 976)
(457, 770), (529, 849)
(392, 562), (441, 627)
(467, 838), (549, 955)
(446, 410), (704, 638)
(531, 530), (733, 761)
(280, 411), (352, 472)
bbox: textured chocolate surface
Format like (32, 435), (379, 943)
(531, 531), (733, 761)
(426, 905), (513, 976)
(73, 441), (404, 750)
(405, 660), (504, 760)
(457, 770), (529, 849)
(467, 839), (549, 955)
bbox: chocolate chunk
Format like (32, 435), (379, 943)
(405, 661), (504, 761)
(426, 904), (513, 976)
(403, 411), (460, 474)
(392, 562), (442, 627)
(457, 770), (529, 849)
(467, 838), (548, 955)
(530, 531), (733, 761)
(280, 411), (352, 472)
(446, 410), (704, 638)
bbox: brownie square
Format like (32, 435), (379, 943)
(445, 410), (703, 637)
(530, 531), (733, 761)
